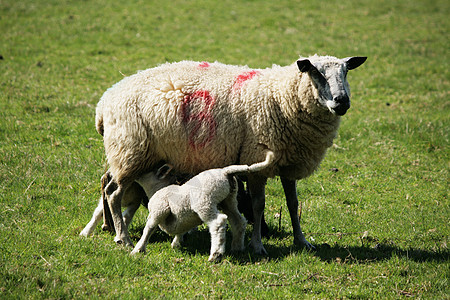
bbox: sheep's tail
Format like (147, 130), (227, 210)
(224, 150), (275, 176)
(95, 98), (104, 136)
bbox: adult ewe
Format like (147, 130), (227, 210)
(97, 55), (367, 254)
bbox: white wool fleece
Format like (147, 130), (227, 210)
(97, 60), (341, 183)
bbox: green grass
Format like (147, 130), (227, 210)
(1, 0), (448, 298)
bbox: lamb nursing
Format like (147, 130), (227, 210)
(131, 150), (274, 262)
(96, 55), (367, 254)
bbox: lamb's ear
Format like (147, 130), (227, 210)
(156, 164), (173, 179)
(296, 59), (314, 72)
(344, 56), (367, 70)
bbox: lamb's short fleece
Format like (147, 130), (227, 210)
(130, 151), (274, 262)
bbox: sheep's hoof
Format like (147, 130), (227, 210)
(114, 236), (134, 248)
(230, 241), (245, 252)
(231, 246), (245, 253)
(250, 242), (268, 256)
(208, 252), (224, 263)
(101, 224), (113, 232)
(294, 238), (316, 251)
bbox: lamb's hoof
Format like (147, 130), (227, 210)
(79, 230), (90, 237)
(208, 252), (224, 263)
(130, 249), (145, 256)
(171, 241), (181, 249)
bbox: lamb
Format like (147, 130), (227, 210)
(97, 55), (367, 255)
(131, 150), (274, 262)
(79, 164), (175, 237)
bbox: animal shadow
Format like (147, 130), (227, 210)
(130, 225), (449, 264)
(313, 242), (449, 264)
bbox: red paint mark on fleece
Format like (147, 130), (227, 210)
(198, 61), (210, 68)
(180, 90), (217, 149)
(233, 70), (261, 92)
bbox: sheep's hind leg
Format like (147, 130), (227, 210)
(281, 177), (315, 250)
(99, 171), (114, 232)
(105, 180), (134, 247)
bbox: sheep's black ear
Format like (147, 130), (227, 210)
(296, 59), (314, 72)
(156, 164), (173, 179)
(344, 56), (367, 70)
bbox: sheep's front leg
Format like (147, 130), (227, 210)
(105, 180), (134, 247)
(80, 197), (104, 237)
(248, 175), (268, 255)
(280, 177), (314, 250)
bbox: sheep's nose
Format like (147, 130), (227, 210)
(333, 95), (350, 116)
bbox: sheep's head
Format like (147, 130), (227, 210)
(297, 55), (366, 116)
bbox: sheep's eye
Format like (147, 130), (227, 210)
(310, 69), (327, 85)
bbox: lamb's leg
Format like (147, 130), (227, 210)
(221, 191), (247, 252)
(122, 201), (141, 229)
(171, 234), (184, 249)
(105, 180), (134, 247)
(80, 197), (104, 237)
(122, 182), (148, 228)
(247, 175), (268, 255)
(131, 204), (171, 254)
(130, 216), (159, 255)
(280, 177), (314, 250)
(205, 213), (228, 262)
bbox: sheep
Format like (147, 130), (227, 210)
(131, 150), (274, 262)
(97, 54), (367, 255)
(79, 164), (175, 237)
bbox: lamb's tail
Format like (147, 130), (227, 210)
(223, 150), (275, 176)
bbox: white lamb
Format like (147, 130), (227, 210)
(131, 150), (274, 262)
(79, 165), (175, 237)
(97, 55), (367, 255)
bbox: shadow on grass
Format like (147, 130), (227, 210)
(312, 243), (449, 264)
(130, 225), (449, 264)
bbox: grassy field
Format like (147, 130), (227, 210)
(1, 0), (448, 298)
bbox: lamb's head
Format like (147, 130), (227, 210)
(297, 55), (367, 116)
(135, 164), (176, 198)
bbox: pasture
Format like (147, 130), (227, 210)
(1, 0), (448, 298)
